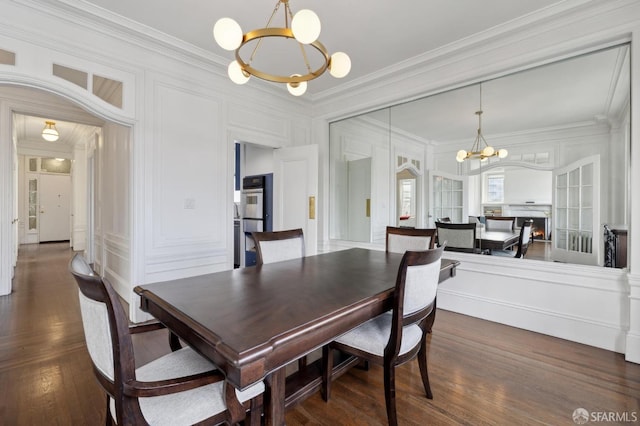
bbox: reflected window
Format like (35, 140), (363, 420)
(486, 174), (504, 203)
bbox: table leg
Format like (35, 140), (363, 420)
(265, 367), (286, 426)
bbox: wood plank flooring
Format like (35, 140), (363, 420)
(1, 243), (638, 425)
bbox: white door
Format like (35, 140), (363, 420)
(273, 145), (318, 256)
(347, 157), (371, 242)
(39, 174), (71, 242)
(551, 155), (600, 265)
(429, 170), (468, 227)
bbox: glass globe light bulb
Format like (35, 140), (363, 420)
(213, 18), (243, 51)
(329, 52), (351, 78)
(456, 150), (467, 162)
(228, 61), (250, 85)
(482, 146), (495, 157)
(498, 148), (508, 158)
(291, 9), (321, 44)
(42, 121), (59, 142)
(287, 75), (307, 96)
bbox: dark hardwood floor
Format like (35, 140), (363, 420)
(1, 243), (638, 425)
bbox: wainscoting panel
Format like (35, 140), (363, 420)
(102, 233), (130, 300)
(437, 253), (629, 353)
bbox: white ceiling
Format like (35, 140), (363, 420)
(14, 114), (99, 153)
(379, 45), (630, 143)
(14, 1), (630, 147)
(82, 0), (566, 95)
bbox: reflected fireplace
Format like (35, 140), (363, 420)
(516, 217), (550, 240)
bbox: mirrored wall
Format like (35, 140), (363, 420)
(329, 44), (630, 266)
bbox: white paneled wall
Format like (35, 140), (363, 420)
(0, 0), (313, 322)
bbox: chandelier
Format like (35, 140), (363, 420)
(41, 121), (59, 142)
(456, 84), (507, 162)
(213, 0), (351, 96)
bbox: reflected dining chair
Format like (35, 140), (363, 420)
(435, 221), (484, 254)
(485, 216), (516, 232)
(252, 228), (305, 265)
(386, 226), (436, 253)
(321, 246), (444, 426)
(493, 219), (534, 258)
(69, 254), (264, 426)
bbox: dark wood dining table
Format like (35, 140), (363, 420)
(476, 229), (519, 251)
(134, 248), (459, 425)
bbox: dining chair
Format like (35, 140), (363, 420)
(321, 246), (445, 426)
(252, 228), (305, 265)
(493, 219), (534, 258)
(386, 226), (436, 253)
(386, 226), (438, 335)
(435, 221), (484, 253)
(251, 228), (310, 371)
(69, 254), (264, 426)
(485, 216), (516, 232)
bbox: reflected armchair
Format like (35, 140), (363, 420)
(485, 216), (516, 232)
(436, 222), (485, 254)
(493, 219), (534, 258)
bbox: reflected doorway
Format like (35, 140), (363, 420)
(397, 168), (417, 227)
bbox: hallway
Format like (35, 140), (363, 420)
(0, 243), (103, 424)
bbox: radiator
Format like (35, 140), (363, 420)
(569, 232), (592, 253)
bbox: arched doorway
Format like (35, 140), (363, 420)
(0, 84), (130, 296)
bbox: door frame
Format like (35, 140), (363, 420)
(0, 84), (116, 296)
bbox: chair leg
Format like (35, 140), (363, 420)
(168, 331), (182, 352)
(321, 345), (333, 401)
(383, 362), (398, 426)
(104, 395), (112, 426)
(418, 335), (433, 399)
(426, 300), (437, 334)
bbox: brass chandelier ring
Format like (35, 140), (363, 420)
(235, 27), (330, 84)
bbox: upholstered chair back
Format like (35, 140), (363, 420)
(402, 252), (442, 315)
(78, 287), (116, 379)
(71, 255), (115, 381)
(485, 217), (515, 232)
(435, 222), (476, 249)
(252, 229), (305, 265)
(386, 226), (436, 254)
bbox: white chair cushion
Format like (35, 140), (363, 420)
(486, 219), (513, 231)
(110, 347), (264, 426)
(387, 234), (432, 254)
(259, 238), (304, 264)
(335, 312), (423, 357)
